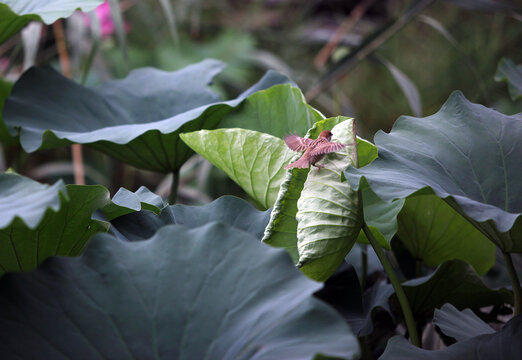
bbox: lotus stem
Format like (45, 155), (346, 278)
(503, 252), (521, 316)
(53, 20), (85, 185)
(361, 244), (368, 290)
(168, 169), (180, 204)
(362, 222), (420, 347)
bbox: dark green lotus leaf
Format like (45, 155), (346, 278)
(0, 173), (168, 276)
(0, 1), (103, 44)
(397, 194), (496, 274)
(0, 222), (360, 359)
(433, 303), (495, 341)
(397, 260), (513, 319)
(380, 315), (522, 360)
(181, 128), (296, 209)
(315, 264), (394, 337)
(345, 91), (522, 252)
(0, 173), (109, 276)
(4, 59), (290, 173)
(110, 195), (271, 241)
(344, 243), (382, 280)
(495, 58), (522, 100)
(102, 186), (165, 220)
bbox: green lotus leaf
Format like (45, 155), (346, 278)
(356, 180), (404, 250)
(0, 222), (360, 359)
(345, 91), (522, 252)
(262, 117), (362, 281)
(495, 58), (522, 100)
(352, 138), (399, 249)
(218, 84), (324, 138)
(0, 77), (17, 144)
(398, 260), (513, 319)
(0, 1), (103, 44)
(102, 186), (165, 220)
(0, 172), (109, 276)
(397, 194), (496, 274)
(433, 303), (495, 342)
(296, 118), (362, 281)
(109, 195), (271, 241)
(0, 173), (168, 276)
(263, 116), (350, 263)
(380, 314), (521, 360)
(4, 59), (291, 173)
(181, 128), (295, 209)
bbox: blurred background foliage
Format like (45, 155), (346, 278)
(1, 0), (521, 203)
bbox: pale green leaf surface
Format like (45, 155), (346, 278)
(296, 118), (362, 281)
(219, 84), (324, 138)
(263, 116), (347, 263)
(397, 194), (495, 274)
(180, 128), (295, 209)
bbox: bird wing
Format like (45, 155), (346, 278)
(284, 134), (314, 152)
(309, 142), (346, 156)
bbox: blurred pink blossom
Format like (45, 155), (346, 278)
(84, 1), (130, 38)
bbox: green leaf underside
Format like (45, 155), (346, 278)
(0, 1), (103, 44)
(380, 315), (521, 360)
(263, 117), (348, 262)
(398, 260), (512, 319)
(345, 91), (522, 252)
(110, 196), (271, 241)
(262, 117), (362, 281)
(180, 129), (295, 209)
(495, 58), (522, 100)
(4, 60), (291, 173)
(433, 303), (495, 342)
(0, 223), (360, 359)
(397, 194), (495, 274)
(296, 118), (361, 281)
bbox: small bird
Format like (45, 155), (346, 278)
(284, 130), (346, 170)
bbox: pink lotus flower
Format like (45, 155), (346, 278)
(84, 1), (130, 38)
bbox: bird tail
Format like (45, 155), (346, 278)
(285, 157), (309, 169)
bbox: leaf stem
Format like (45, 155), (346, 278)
(503, 251), (521, 315)
(360, 244), (368, 290)
(362, 222), (420, 347)
(168, 169), (180, 204)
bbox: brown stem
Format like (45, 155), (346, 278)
(53, 20), (85, 185)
